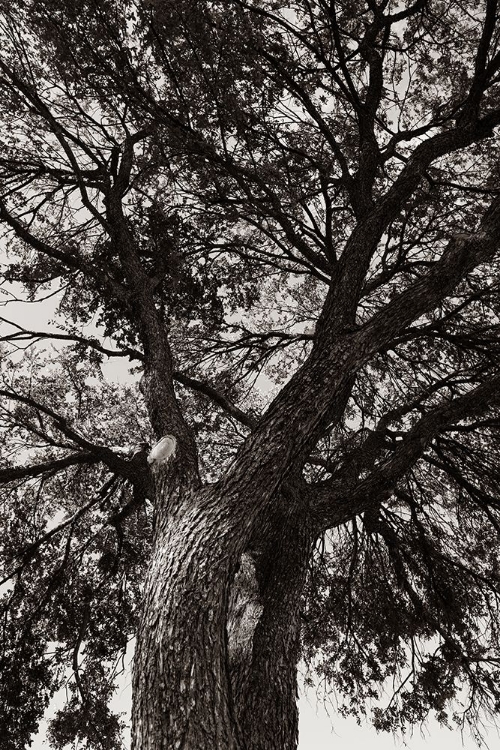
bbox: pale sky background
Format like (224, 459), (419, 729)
(31, 672), (497, 750)
(2, 287), (498, 750)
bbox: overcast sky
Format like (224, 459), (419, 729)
(31, 680), (495, 750)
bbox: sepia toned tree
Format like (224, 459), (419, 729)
(2, 1), (500, 748)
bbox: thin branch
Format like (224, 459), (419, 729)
(0, 452), (98, 484)
(0, 388), (130, 474)
(173, 370), (257, 429)
(0, 474), (119, 587)
(0, 315), (143, 361)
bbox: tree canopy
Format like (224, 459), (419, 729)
(2, 1), (500, 748)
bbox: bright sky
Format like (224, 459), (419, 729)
(31, 679), (495, 750)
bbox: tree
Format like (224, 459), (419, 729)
(2, 0), (500, 747)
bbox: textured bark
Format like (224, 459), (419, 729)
(233, 515), (313, 750)
(131, 487), (243, 750)
(131, 464), (313, 750)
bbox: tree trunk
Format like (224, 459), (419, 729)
(131, 490), (243, 750)
(131, 476), (312, 750)
(232, 516), (312, 750)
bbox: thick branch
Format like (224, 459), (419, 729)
(321, 111), (500, 333)
(309, 372), (500, 531)
(217, 192), (500, 529)
(104, 191), (199, 482)
(360, 197), (500, 352)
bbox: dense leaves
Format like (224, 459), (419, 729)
(2, 0), (500, 748)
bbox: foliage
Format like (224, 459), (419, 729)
(2, 0), (500, 747)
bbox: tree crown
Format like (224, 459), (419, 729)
(2, 1), (500, 747)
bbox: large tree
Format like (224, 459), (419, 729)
(2, 1), (500, 748)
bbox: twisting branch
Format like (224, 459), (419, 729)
(0, 388), (131, 475)
(0, 474), (120, 587)
(310, 371), (500, 531)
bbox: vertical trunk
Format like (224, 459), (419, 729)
(131, 490), (243, 750)
(229, 509), (313, 750)
(131, 472), (312, 750)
